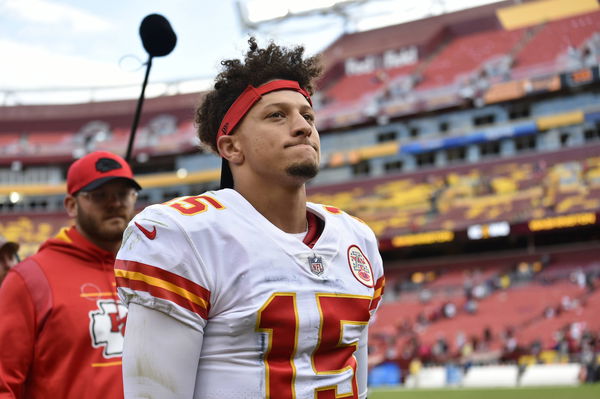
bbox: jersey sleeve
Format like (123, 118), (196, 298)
(352, 220), (385, 397)
(349, 214), (386, 316)
(115, 205), (212, 332)
(0, 270), (36, 398)
(368, 245), (385, 317)
(122, 303), (203, 398)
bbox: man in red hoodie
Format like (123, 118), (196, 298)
(0, 151), (141, 398)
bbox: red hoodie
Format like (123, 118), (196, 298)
(0, 226), (125, 398)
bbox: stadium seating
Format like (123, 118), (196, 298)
(23, 131), (74, 156)
(0, 133), (20, 155)
(308, 144), (600, 240)
(0, 114), (197, 164)
(513, 10), (600, 73)
(322, 64), (417, 104)
(368, 243), (599, 372)
(0, 213), (69, 258)
(417, 27), (525, 90)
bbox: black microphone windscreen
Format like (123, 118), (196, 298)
(139, 14), (177, 57)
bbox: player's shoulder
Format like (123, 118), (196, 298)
(138, 190), (230, 222)
(124, 192), (226, 244)
(308, 202), (375, 238)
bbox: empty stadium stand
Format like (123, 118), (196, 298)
(513, 10), (600, 74)
(417, 26), (525, 90)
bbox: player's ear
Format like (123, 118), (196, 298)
(64, 194), (78, 218)
(217, 135), (244, 166)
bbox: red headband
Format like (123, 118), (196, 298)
(216, 80), (311, 143)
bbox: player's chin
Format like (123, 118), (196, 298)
(286, 161), (319, 180)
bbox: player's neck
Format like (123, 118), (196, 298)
(235, 181), (308, 234)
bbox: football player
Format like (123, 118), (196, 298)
(116, 38), (385, 398)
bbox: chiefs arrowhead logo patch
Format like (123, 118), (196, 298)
(347, 245), (374, 288)
(134, 222), (157, 240)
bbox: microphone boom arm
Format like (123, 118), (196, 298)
(125, 13), (176, 163)
(125, 55), (153, 162)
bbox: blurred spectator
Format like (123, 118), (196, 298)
(0, 236), (20, 285)
(464, 274), (474, 300)
(570, 322), (585, 343)
(497, 274), (511, 290)
(502, 326), (518, 353)
(585, 273), (596, 293)
(416, 311), (429, 330)
(580, 331), (599, 383)
(472, 283), (488, 299)
(560, 295), (576, 312)
(464, 298), (478, 314)
(460, 338), (474, 367)
(483, 327), (493, 349)
(554, 329), (571, 357)
(530, 340), (542, 357)
(544, 305), (557, 319)
(419, 288), (432, 303)
(572, 268), (587, 289)
(432, 334), (450, 361)
(396, 318), (413, 336)
(408, 358), (423, 387)
(455, 331), (466, 352)
(442, 301), (457, 318)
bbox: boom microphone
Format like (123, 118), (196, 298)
(139, 14), (177, 57)
(125, 14), (177, 162)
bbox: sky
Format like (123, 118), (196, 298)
(0, 0), (503, 104)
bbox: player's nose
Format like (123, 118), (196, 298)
(291, 112), (313, 138)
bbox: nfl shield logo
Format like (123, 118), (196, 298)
(309, 255), (324, 276)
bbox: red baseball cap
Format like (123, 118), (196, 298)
(67, 151), (142, 195)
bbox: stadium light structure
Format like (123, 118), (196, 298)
(236, 0), (369, 32)
(236, 0), (505, 35)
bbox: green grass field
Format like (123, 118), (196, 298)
(369, 384), (600, 399)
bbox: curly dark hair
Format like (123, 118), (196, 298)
(195, 37), (322, 153)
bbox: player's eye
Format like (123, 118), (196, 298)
(268, 111), (285, 119)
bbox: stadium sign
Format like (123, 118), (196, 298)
(467, 221), (510, 240)
(344, 46), (418, 76)
(391, 230), (454, 247)
(561, 66), (600, 87)
(528, 212), (597, 232)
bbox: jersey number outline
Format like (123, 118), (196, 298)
(257, 293), (371, 399)
(164, 195), (225, 216)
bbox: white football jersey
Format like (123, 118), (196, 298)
(116, 189), (385, 399)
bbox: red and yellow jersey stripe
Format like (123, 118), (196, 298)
(369, 276), (385, 312)
(115, 260), (211, 320)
